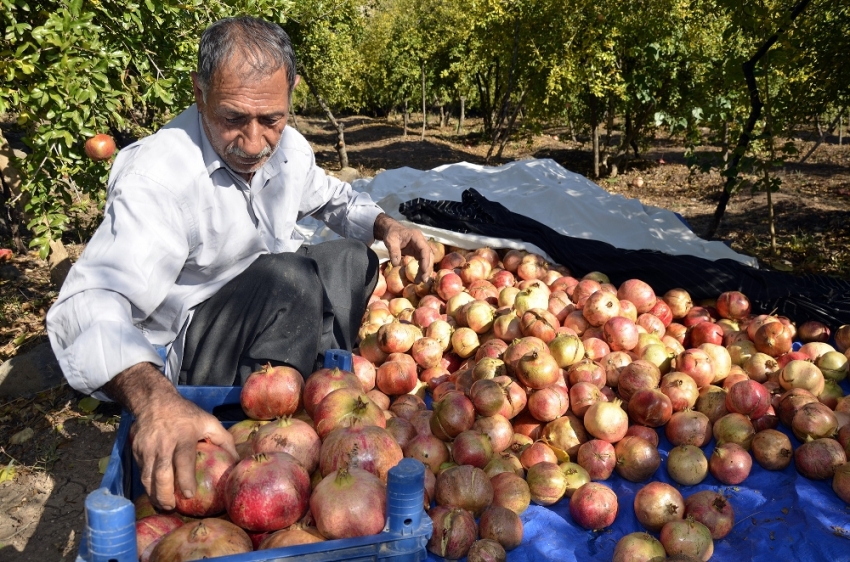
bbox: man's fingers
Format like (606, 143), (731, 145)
(152, 451), (177, 511)
(386, 234), (402, 267)
(206, 421), (238, 460)
(173, 439), (198, 500)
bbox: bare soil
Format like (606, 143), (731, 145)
(1, 114), (848, 560)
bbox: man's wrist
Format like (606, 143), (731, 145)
(101, 362), (181, 417)
(373, 212), (395, 241)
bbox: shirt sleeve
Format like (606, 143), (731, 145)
(296, 150), (384, 244)
(46, 173), (191, 397)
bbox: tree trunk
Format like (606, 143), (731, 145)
(704, 0), (811, 240)
(721, 120), (730, 167)
(421, 62), (427, 140)
(301, 70), (348, 169)
(456, 96), (465, 134)
(605, 98), (615, 147)
(403, 99), (409, 138)
(496, 91), (527, 159)
(799, 107), (845, 163)
(486, 18), (521, 162)
(567, 108), (577, 142)
(815, 114), (823, 138)
(767, 182), (777, 255)
(841, 112), (844, 146)
(439, 104), (446, 128)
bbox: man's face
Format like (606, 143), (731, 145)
(192, 56), (297, 178)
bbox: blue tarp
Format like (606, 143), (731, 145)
(426, 377), (850, 562)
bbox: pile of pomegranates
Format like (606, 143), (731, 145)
(134, 241), (850, 562)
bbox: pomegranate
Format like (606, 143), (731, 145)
(136, 514), (184, 562)
(627, 388), (673, 427)
(467, 539), (507, 562)
(173, 441), (238, 517)
(833, 462), (850, 504)
(249, 417), (320, 474)
(240, 363), (303, 420)
(319, 425), (403, 482)
(313, 387), (386, 440)
(618, 279), (656, 313)
(519, 440), (558, 469)
(431, 391), (476, 440)
(582, 290), (620, 327)
(452, 430), (495, 468)
(715, 291), (751, 320)
(225, 452), (310, 532)
(525, 461), (568, 505)
(683, 491), (735, 540)
(403, 433), (450, 474)
(612, 532), (666, 562)
(666, 444), (708, 486)
(792, 401), (838, 441)
(148, 518), (252, 561)
(435, 464), (494, 516)
(751, 429), (793, 470)
(614, 436), (661, 482)
(527, 384), (570, 421)
(584, 399), (629, 443)
(478, 505), (523, 551)
(490, 471), (532, 514)
(794, 438), (847, 480)
(541, 413), (589, 458)
(569, 482), (618, 530)
(311, 467), (387, 539)
(257, 525), (325, 549)
(659, 517), (714, 561)
(713, 413), (755, 450)
(576, 439), (617, 481)
(694, 385), (729, 424)
(426, 506), (478, 560)
(661, 371), (699, 411)
(754, 321), (793, 357)
(633, 481), (685, 532)
(663, 288), (693, 319)
(665, 410), (712, 447)
(709, 443), (752, 485)
(516, 350), (560, 389)
(85, 133), (117, 161)
(625, 425), (659, 447)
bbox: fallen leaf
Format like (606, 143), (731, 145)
(12, 333), (27, 346)
(0, 462), (15, 483)
(772, 260), (794, 272)
(78, 397), (100, 413)
(98, 456), (111, 475)
(0, 249), (12, 262)
(10, 427), (34, 445)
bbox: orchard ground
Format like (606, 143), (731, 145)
(1, 115), (849, 560)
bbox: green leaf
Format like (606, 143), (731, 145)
(98, 456), (111, 474)
(79, 397), (100, 413)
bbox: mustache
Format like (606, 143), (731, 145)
(227, 143), (272, 160)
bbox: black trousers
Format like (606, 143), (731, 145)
(178, 239), (379, 386)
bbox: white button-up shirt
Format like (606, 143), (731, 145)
(46, 105), (383, 397)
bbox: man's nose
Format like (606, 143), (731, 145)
(241, 120), (266, 156)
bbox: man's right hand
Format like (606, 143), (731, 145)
(102, 362), (236, 511)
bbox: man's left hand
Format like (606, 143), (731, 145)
(373, 213), (433, 283)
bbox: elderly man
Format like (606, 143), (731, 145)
(46, 16), (432, 511)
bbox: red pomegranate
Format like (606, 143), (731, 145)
(225, 452), (311, 532)
(240, 363), (304, 420)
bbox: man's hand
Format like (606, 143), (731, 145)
(103, 363), (236, 511)
(373, 213), (434, 283)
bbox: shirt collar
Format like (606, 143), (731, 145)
(195, 106), (286, 187)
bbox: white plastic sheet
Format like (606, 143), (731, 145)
(296, 158), (758, 268)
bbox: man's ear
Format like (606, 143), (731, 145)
(191, 72), (205, 109)
(294, 74), (301, 90)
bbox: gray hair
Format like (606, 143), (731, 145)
(197, 17), (298, 100)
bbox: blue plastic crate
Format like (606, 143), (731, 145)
(77, 350), (432, 562)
